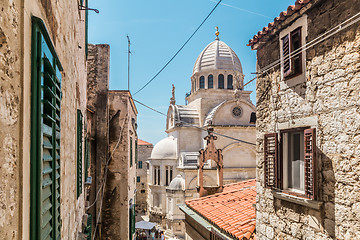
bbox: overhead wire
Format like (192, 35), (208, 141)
(256, 12), (360, 76)
(133, 99), (256, 146)
(239, 11), (360, 89)
(88, 10), (360, 240)
(133, 0), (223, 96)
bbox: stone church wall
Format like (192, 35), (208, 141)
(0, 0), (88, 239)
(255, 0), (360, 239)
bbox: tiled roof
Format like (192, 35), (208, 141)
(138, 139), (152, 146)
(247, 0), (313, 48)
(185, 179), (256, 240)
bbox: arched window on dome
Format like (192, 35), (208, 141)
(227, 75), (233, 89)
(218, 74), (224, 89)
(208, 75), (213, 89)
(200, 76), (205, 89)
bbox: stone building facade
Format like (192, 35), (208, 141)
(0, 0), (90, 239)
(248, 0), (360, 239)
(87, 44), (138, 240)
(136, 139), (153, 213)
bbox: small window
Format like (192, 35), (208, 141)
(135, 139), (138, 165)
(282, 27), (302, 78)
(141, 190), (146, 193)
(137, 176), (140, 183)
(283, 131), (304, 193)
(130, 137), (133, 167)
(232, 106), (242, 117)
(218, 74), (224, 89)
(208, 75), (213, 88)
(227, 75), (233, 89)
(154, 166), (160, 185)
(264, 128), (317, 200)
(250, 112), (256, 124)
(138, 161), (143, 169)
(165, 166), (173, 186)
(200, 76), (205, 89)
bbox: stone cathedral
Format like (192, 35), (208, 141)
(148, 29), (256, 238)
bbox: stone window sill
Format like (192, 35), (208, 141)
(272, 190), (323, 210)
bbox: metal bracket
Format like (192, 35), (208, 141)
(79, 5), (99, 13)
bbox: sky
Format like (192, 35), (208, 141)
(88, 0), (295, 145)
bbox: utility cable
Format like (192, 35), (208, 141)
(133, 0), (223, 96)
(256, 11), (360, 76)
(133, 99), (256, 146)
(241, 11), (360, 89)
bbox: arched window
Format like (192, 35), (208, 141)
(208, 75), (213, 88)
(218, 74), (224, 89)
(200, 76), (205, 89)
(227, 75), (233, 89)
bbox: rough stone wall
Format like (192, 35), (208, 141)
(0, 0), (88, 239)
(255, 0), (360, 239)
(0, 0), (22, 239)
(136, 143), (153, 213)
(86, 44), (110, 239)
(102, 91), (137, 240)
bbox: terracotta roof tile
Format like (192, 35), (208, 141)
(248, 0), (313, 48)
(185, 179), (256, 240)
(138, 139), (152, 146)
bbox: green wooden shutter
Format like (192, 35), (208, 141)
(84, 214), (92, 240)
(31, 17), (63, 240)
(135, 139), (138, 166)
(130, 137), (133, 167)
(77, 110), (83, 198)
(84, 137), (89, 179)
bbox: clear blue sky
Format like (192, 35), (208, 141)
(88, 0), (294, 145)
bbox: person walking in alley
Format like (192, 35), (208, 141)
(160, 231), (165, 240)
(151, 230), (155, 240)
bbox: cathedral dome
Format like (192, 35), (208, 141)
(167, 175), (185, 191)
(192, 40), (243, 75)
(151, 136), (177, 159)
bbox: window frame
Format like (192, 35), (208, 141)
(218, 74), (224, 89)
(281, 129), (305, 194)
(282, 27), (302, 79)
(227, 75), (233, 89)
(30, 16), (63, 240)
(208, 74), (213, 89)
(199, 76), (205, 89)
(279, 15), (307, 81)
(130, 136), (133, 167)
(264, 127), (317, 200)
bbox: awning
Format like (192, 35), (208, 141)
(135, 221), (157, 230)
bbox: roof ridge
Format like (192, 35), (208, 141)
(247, 0), (313, 48)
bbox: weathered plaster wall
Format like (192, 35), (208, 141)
(102, 91), (137, 240)
(255, 0), (360, 239)
(86, 44), (110, 239)
(136, 143), (153, 212)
